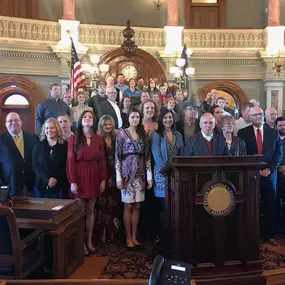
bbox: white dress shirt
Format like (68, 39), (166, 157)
(201, 131), (213, 141)
(108, 99), (123, 128)
(253, 125), (264, 142)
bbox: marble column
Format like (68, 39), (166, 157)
(63, 0), (75, 20)
(268, 0), (280, 26)
(167, 0), (179, 26)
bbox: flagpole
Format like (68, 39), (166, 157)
(66, 30), (73, 99)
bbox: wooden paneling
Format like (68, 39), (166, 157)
(185, 0), (227, 29)
(0, 0), (38, 19)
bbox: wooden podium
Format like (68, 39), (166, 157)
(166, 156), (266, 285)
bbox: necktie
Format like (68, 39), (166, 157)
(256, 129), (263, 154)
(13, 135), (24, 158)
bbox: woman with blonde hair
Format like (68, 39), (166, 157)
(94, 115), (120, 242)
(72, 91), (93, 124)
(32, 118), (69, 198)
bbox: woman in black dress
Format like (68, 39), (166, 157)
(94, 115), (121, 242)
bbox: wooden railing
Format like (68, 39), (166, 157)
(0, 280), (198, 285)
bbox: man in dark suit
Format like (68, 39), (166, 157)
(238, 106), (282, 245)
(98, 87), (123, 129)
(274, 117), (285, 231)
(0, 112), (38, 196)
(184, 113), (229, 156)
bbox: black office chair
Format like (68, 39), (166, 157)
(0, 205), (45, 279)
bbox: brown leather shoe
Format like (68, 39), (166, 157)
(268, 238), (278, 246)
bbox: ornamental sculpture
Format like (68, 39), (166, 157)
(121, 19), (138, 59)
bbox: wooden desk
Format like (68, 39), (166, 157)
(11, 197), (84, 278)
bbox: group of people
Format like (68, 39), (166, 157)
(0, 74), (285, 256)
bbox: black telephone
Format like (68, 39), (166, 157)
(148, 255), (192, 285)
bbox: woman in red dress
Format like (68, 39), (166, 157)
(67, 110), (106, 254)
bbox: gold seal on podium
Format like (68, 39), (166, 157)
(203, 182), (235, 217)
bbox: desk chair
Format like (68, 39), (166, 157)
(0, 205), (45, 279)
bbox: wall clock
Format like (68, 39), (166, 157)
(121, 65), (138, 81)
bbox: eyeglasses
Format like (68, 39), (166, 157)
(224, 122), (235, 126)
(6, 119), (20, 123)
(250, 113), (263, 117)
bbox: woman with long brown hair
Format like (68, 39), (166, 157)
(66, 110), (106, 255)
(115, 107), (152, 249)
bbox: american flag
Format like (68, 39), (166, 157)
(70, 37), (86, 98)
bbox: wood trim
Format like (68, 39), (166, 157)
(0, 76), (45, 106)
(198, 81), (248, 114)
(4, 280), (197, 285)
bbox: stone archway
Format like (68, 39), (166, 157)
(198, 81), (248, 114)
(99, 48), (167, 85)
(0, 75), (45, 133)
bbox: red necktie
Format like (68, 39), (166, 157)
(256, 128), (263, 154)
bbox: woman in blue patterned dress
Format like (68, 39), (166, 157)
(151, 109), (184, 230)
(115, 107), (153, 249)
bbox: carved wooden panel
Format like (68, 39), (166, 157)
(99, 48), (166, 85)
(185, 0), (227, 29)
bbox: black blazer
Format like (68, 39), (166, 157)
(88, 94), (107, 121)
(176, 119), (200, 142)
(238, 125), (282, 174)
(32, 139), (69, 197)
(0, 132), (38, 196)
(184, 132), (229, 156)
(229, 135), (247, 156)
(98, 100), (122, 129)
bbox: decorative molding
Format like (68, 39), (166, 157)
(79, 24), (165, 48)
(0, 16), (60, 42)
(0, 16), (266, 51)
(0, 51), (57, 60)
(183, 29), (266, 49)
(189, 59), (261, 65)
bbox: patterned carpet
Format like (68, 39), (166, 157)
(94, 239), (285, 279)
(94, 240), (153, 279)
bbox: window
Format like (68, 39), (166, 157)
(4, 94), (29, 105)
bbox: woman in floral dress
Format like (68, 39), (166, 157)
(115, 107), (153, 249)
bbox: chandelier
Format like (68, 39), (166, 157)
(170, 58), (195, 89)
(82, 55), (109, 88)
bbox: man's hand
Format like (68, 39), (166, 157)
(260, 168), (271, 177)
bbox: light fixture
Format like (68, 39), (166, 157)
(273, 52), (284, 77)
(82, 55), (109, 88)
(170, 59), (195, 89)
(153, 0), (166, 10)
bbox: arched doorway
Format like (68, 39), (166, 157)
(198, 81), (248, 115)
(99, 48), (167, 85)
(0, 76), (45, 133)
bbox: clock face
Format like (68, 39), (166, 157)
(121, 65), (138, 81)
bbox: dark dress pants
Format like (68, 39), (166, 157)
(260, 173), (277, 239)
